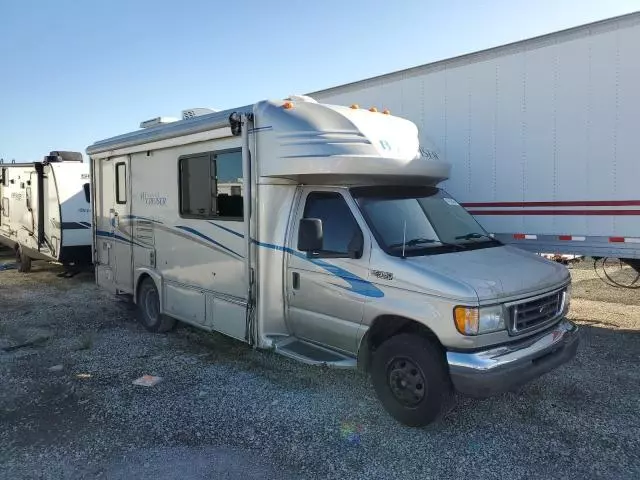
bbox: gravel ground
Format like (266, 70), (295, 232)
(0, 251), (639, 479)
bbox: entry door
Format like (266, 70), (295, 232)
(112, 159), (133, 291)
(286, 189), (371, 355)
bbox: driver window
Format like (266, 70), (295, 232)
(303, 192), (361, 257)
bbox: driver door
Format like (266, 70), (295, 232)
(285, 188), (372, 355)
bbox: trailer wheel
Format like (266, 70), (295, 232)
(16, 247), (32, 273)
(137, 278), (176, 333)
(371, 333), (452, 427)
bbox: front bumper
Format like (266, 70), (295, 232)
(446, 319), (579, 397)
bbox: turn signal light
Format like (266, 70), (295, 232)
(454, 306), (479, 335)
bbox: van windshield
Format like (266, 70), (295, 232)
(351, 186), (501, 257)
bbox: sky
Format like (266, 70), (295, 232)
(1, 0), (639, 161)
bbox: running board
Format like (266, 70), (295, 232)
(271, 337), (356, 369)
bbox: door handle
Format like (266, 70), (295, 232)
(292, 272), (300, 290)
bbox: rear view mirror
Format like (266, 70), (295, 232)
(298, 218), (323, 252)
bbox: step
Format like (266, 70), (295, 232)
(270, 336), (357, 369)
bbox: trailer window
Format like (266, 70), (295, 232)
(83, 183), (91, 203)
(1, 197), (8, 217)
(179, 149), (243, 219)
(115, 163), (127, 204)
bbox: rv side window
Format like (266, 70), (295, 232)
(115, 163), (127, 204)
(1, 198), (8, 217)
(302, 192), (361, 257)
(179, 149), (243, 219)
(83, 183), (91, 203)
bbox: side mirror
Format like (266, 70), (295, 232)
(348, 230), (364, 259)
(298, 218), (323, 252)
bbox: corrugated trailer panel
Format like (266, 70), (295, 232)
(312, 13), (640, 258)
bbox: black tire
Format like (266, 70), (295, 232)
(16, 247), (32, 273)
(137, 278), (176, 333)
(371, 333), (452, 427)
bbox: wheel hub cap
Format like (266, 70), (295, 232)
(387, 357), (426, 407)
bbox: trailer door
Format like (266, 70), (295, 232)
(112, 158), (133, 292)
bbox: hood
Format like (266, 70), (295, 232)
(403, 245), (570, 302)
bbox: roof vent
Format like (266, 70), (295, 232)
(139, 116), (179, 129)
(182, 108), (218, 120)
(285, 95), (318, 103)
(46, 151), (83, 162)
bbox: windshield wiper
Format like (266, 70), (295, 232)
(389, 237), (466, 250)
(454, 232), (496, 241)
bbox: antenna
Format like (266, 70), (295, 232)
(402, 220), (407, 258)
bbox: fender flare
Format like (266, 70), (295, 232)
(133, 268), (164, 310)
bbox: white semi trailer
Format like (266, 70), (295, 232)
(311, 12), (640, 270)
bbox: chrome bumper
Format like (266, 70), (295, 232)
(446, 319), (579, 397)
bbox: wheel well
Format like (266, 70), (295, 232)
(358, 315), (444, 372)
(135, 273), (152, 303)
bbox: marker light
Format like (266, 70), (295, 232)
(350, 104), (359, 109)
(369, 107), (378, 112)
(283, 101), (293, 109)
(383, 109), (391, 115)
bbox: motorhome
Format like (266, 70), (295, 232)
(0, 151), (92, 272)
(87, 96), (578, 426)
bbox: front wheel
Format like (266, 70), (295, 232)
(137, 278), (176, 333)
(371, 333), (452, 427)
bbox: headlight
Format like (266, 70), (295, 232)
(454, 305), (507, 335)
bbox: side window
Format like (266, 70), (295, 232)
(303, 192), (361, 257)
(0, 168), (5, 186)
(2, 197), (8, 217)
(179, 149), (243, 219)
(26, 187), (32, 210)
(83, 183), (91, 203)
(115, 163), (127, 204)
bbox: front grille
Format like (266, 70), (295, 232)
(509, 289), (565, 334)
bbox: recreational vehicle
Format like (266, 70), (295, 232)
(0, 151), (92, 272)
(87, 96), (578, 426)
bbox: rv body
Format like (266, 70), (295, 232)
(311, 12), (640, 262)
(0, 151), (92, 270)
(87, 97), (578, 426)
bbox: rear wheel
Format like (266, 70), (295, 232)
(16, 247), (32, 273)
(137, 277), (176, 333)
(371, 333), (452, 427)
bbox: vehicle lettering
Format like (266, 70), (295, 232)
(419, 146), (440, 160)
(371, 269), (393, 281)
(140, 192), (168, 206)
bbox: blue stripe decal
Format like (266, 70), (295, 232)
(255, 240), (384, 298)
(175, 225), (242, 257)
(121, 215), (163, 224)
(207, 222), (244, 238)
(95, 230), (146, 248)
(98, 221), (383, 298)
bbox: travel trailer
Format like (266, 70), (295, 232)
(0, 151), (92, 272)
(311, 12), (640, 268)
(87, 96), (578, 426)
